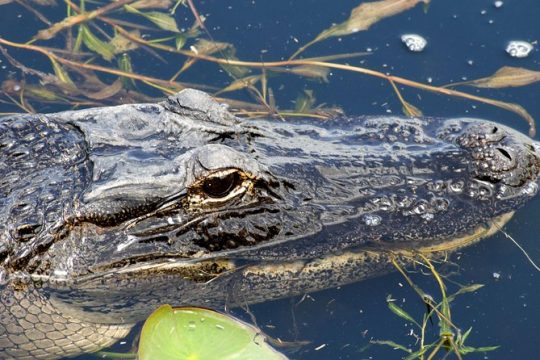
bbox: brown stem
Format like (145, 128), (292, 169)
(63, 0), (166, 62)
(0, 37), (183, 90)
(3, 32), (536, 135)
(186, 0), (206, 31)
(35, 0), (135, 40)
(16, 0), (51, 25)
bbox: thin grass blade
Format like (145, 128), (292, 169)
(80, 25), (115, 61)
(370, 340), (413, 353)
(387, 301), (421, 328)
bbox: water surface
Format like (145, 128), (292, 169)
(1, 1), (539, 359)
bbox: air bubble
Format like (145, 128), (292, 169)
(421, 213), (434, 221)
(363, 214), (382, 226)
(413, 202), (427, 214)
(523, 182), (538, 196)
(506, 41), (533, 58)
(401, 34), (427, 52)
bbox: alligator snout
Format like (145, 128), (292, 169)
(447, 120), (540, 187)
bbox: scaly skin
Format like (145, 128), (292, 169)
(1, 89), (539, 359)
(0, 275), (131, 359)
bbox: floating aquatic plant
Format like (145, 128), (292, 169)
(97, 305), (288, 360)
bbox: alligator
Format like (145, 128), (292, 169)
(1, 89), (539, 359)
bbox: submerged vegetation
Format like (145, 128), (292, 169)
(0, 0), (539, 135)
(372, 256), (498, 360)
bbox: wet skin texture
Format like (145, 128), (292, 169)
(0, 89), (539, 359)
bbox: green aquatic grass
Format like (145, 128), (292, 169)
(371, 255), (499, 360)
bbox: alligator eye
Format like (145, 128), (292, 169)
(202, 171), (240, 198)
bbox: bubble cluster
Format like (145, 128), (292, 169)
(401, 34), (427, 52)
(363, 214), (382, 226)
(505, 41), (533, 58)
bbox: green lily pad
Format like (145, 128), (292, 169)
(138, 305), (288, 360)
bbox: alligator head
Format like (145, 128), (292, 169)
(1, 89), (539, 358)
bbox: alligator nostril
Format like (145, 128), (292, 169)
(497, 147), (512, 161)
(491, 126), (498, 134)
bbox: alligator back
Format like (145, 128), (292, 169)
(0, 115), (90, 266)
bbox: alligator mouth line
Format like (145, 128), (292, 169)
(57, 211), (516, 289)
(396, 211), (514, 254)
(230, 211), (517, 297)
(43, 257), (239, 285)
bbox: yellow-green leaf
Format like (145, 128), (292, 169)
(295, 89), (316, 112)
(289, 65), (329, 82)
(80, 25), (115, 61)
(387, 301), (420, 327)
(218, 46), (250, 78)
(291, 0), (429, 59)
(370, 340), (413, 353)
(469, 346), (500, 352)
(447, 283), (484, 302)
(191, 39), (232, 55)
(174, 39), (236, 76)
(458, 66), (540, 88)
(118, 54), (137, 89)
(175, 34), (187, 49)
(404, 347), (430, 360)
(30, 0), (57, 5)
(324, 0), (429, 38)
(125, 5), (179, 32)
(85, 78), (124, 100)
(455, 283), (484, 295)
(138, 305), (287, 360)
(131, 0), (173, 9)
(26, 86), (62, 101)
(110, 30), (140, 54)
(459, 327), (473, 345)
(402, 101), (423, 117)
(49, 57), (74, 85)
(144, 11), (180, 32)
(216, 75), (262, 95)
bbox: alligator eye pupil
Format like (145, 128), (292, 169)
(202, 172), (238, 198)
